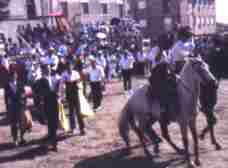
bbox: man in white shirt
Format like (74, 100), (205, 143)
(64, 63), (85, 135)
(87, 57), (105, 111)
(170, 27), (193, 73)
(136, 51), (146, 75)
(119, 51), (135, 94)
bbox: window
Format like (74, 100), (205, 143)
(81, 2), (89, 14)
(101, 3), (108, 14)
(163, 0), (171, 14)
(61, 2), (68, 17)
(0, 0), (10, 20)
(26, 0), (36, 19)
(119, 4), (124, 17)
(138, 1), (146, 10)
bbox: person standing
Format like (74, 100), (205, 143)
(64, 63), (85, 135)
(119, 50), (135, 95)
(39, 65), (59, 151)
(87, 57), (105, 111)
(6, 71), (26, 146)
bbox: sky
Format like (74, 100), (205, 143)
(216, 0), (228, 24)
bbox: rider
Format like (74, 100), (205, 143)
(170, 26), (194, 74)
(148, 27), (193, 123)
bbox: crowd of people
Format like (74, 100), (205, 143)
(0, 19), (146, 151)
(0, 18), (227, 153)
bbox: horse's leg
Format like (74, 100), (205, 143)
(207, 112), (222, 150)
(129, 118), (152, 157)
(199, 126), (210, 140)
(144, 120), (162, 154)
(160, 121), (184, 154)
(209, 124), (222, 150)
(199, 111), (213, 140)
(180, 123), (194, 168)
(189, 119), (201, 166)
(200, 111), (221, 150)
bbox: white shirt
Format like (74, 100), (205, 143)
(170, 40), (191, 64)
(119, 55), (135, 70)
(34, 67), (42, 80)
(63, 70), (80, 82)
(96, 55), (107, 68)
(87, 65), (105, 82)
(51, 54), (59, 70)
(137, 52), (146, 62)
(147, 46), (160, 62)
(2, 57), (9, 70)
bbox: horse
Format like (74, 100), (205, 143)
(118, 57), (217, 168)
(199, 83), (221, 150)
(196, 42), (223, 150)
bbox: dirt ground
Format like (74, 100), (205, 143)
(0, 78), (228, 168)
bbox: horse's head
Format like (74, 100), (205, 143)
(189, 57), (218, 87)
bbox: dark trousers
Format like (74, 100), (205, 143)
(122, 69), (132, 91)
(45, 92), (59, 147)
(67, 94), (85, 132)
(4, 87), (9, 116)
(9, 105), (24, 142)
(137, 62), (145, 75)
(90, 82), (103, 109)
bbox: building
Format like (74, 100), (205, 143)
(216, 0), (228, 34)
(0, 0), (50, 39)
(61, 0), (126, 25)
(128, 0), (216, 38)
(180, 0), (216, 36)
(0, 0), (126, 39)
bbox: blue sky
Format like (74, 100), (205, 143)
(216, 0), (228, 24)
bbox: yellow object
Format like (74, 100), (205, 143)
(78, 83), (95, 117)
(58, 103), (70, 132)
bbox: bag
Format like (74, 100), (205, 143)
(58, 102), (70, 132)
(21, 109), (33, 133)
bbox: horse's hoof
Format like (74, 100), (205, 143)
(187, 161), (196, 168)
(195, 159), (201, 166)
(199, 134), (205, 140)
(177, 148), (186, 155)
(215, 144), (222, 150)
(144, 149), (153, 158)
(153, 145), (160, 154)
(125, 148), (132, 155)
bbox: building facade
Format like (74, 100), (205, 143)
(128, 0), (216, 38)
(0, 0), (126, 39)
(63, 0), (125, 25)
(180, 0), (216, 35)
(0, 0), (50, 39)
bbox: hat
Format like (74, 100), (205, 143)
(89, 55), (96, 61)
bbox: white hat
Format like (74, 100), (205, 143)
(89, 55), (96, 61)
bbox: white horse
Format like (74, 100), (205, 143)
(118, 57), (217, 168)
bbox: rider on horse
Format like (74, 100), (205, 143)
(148, 27), (193, 123)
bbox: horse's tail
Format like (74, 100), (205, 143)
(118, 103), (131, 146)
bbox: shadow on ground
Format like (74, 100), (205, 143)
(0, 116), (9, 126)
(0, 133), (74, 164)
(73, 148), (184, 168)
(0, 145), (48, 164)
